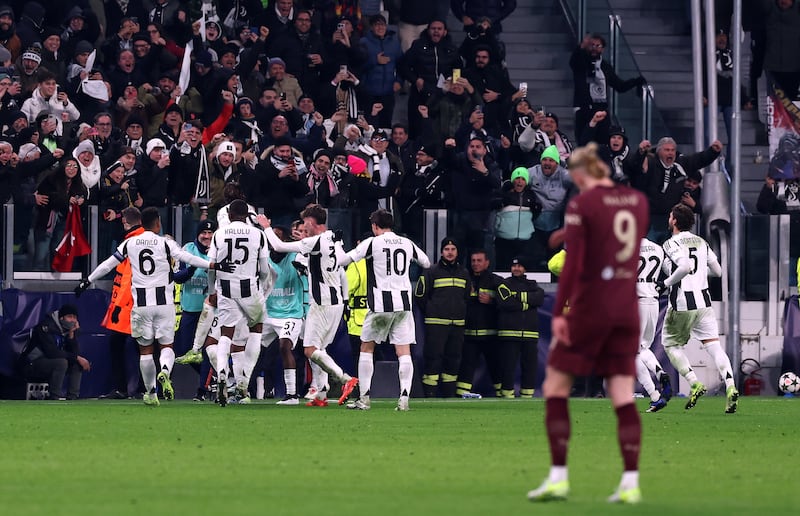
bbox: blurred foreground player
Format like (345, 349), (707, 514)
(528, 144), (648, 504)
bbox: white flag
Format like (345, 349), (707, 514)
(178, 39), (193, 96)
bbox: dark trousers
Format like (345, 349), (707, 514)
(422, 324), (465, 397)
(457, 335), (502, 396)
(500, 338), (538, 397)
(26, 357), (82, 398)
(108, 330), (133, 395)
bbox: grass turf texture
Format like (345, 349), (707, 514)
(0, 398), (797, 515)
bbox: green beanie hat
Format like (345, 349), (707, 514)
(510, 167), (529, 183)
(540, 145), (560, 164)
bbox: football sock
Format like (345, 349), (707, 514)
(545, 397), (570, 467)
(620, 471), (639, 491)
(358, 352), (374, 398)
(140, 355), (157, 393)
(398, 355), (413, 396)
(283, 369), (296, 396)
(548, 466), (568, 484)
(635, 355), (660, 402)
(310, 349), (348, 383)
(217, 335), (232, 378)
(309, 360), (322, 390)
(205, 344), (218, 373)
(665, 346), (699, 384)
(703, 340), (736, 389)
(615, 403), (641, 472)
(638, 348), (662, 377)
(244, 333), (262, 379)
(192, 303), (214, 352)
(231, 350), (246, 387)
(160, 347), (175, 376)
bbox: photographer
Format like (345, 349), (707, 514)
(18, 304), (91, 400)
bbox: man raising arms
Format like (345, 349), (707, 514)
(528, 144), (648, 504)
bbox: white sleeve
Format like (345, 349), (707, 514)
(518, 124), (537, 152)
(87, 254), (123, 282)
(662, 241), (691, 287)
(707, 245), (722, 278)
(171, 240), (211, 269)
(343, 238), (372, 266)
(264, 227), (309, 254)
(412, 242), (431, 269)
(339, 267), (349, 302)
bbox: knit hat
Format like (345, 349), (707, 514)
(347, 154), (367, 176)
(194, 50), (213, 68)
(510, 167), (529, 184)
(0, 45), (10, 63)
(159, 69), (178, 82)
(125, 114), (145, 128)
(268, 57), (286, 68)
(235, 97), (253, 111)
(22, 46), (42, 64)
(74, 40), (93, 57)
(217, 141), (237, 159)
(164, 103), (183, 118)
(510, 256), (526, 269)
(544, 112), (559, 124)
(58, 304), (79, 319)
(0, 71), (8, 81)
(417, 144), (437, 158)
(197, 219), (217, 235)
(18, 143), (40, 160)
(72, 139), (95, 158)
(440, 237), (458, 252)
(104, 160), (124, 175)
(8, 110), (26, 124)
(132, 32), (150, 44)
(313, 148), (334, 162)
(0, 5), (13, 19)
(609, 126), (626, 138)
(145, 138), (166, 155)
(371, 130), (389, 141)
(540, 145), (560, 164)
(42, 27), (61, 41)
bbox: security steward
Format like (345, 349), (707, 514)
(415, 237), (471, 397)
(346, 232), (372, 398)
(496, 256), (545, 398)
(457, 249), (504, 397)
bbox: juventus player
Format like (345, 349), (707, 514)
(341, 209), (431, 411)
(529, 144), (647, 504)
(658, 203), (739, 413)
(258, 204), (359, 406)
(76, 208), (233, 406)
(637, 238), (672, 413)
(207, 200), (272, 407)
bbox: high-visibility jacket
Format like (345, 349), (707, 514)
(101, 225), (146, 334)
(415, 259), (470, 326)
(346, 259), (368, 336)
(496, 274), (545, 340)
(464, 270), (503, 337)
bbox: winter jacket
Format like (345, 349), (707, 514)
(399, 31), (461, 96)
(527, 164), (573, 231)
(630, 147), (720, 216)
(270, 28), (327, 95)
(569, 46), (644, 109)
(33, 166), (88, 232)
(495, 183), (539, 240)
(256, 151), (310, 221)
(360, 29), (403, 96)
(761, 0), (800, 73)
(446, 150), (502, 212)
(496, 274), (544, 340)
(19, 312), (80, 367)
(135, 155), (169, 208)
(428, 89), (481, 143)
(20, 87), (81, 136)
(465, 270), (503, 336)
(415, 259), (471, 325)
(450, 0), (518, 30)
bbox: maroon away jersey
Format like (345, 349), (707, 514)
(553, 184), (649, 324)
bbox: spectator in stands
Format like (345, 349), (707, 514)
(397, 0), (450, 52)
(72, 138), (102, 192)
(389, 124), (417, 177)
(398, 144), (446, 243)
(271, 10), (327, 100)
(527, 145), (573, 267)
(40, 27), (66, 83)
(19, 304), (91, 400)
(16, 44), (44, 97)
(90, 112), (123, 168)
(454, 107), (504, 161)
(427, 77), (481, 144)
(59, 8), (100, 59)
(121, 116), (147, 156)
(459, 17), (506, 65)
(494, 167), (540, 268)
(400, 20), (461, 139)
(444, 135), (502, 253)
(167, 119), (208, 237)
(266, 58), (303, 107)
(21, 68), (80, 133)
(760, 0), (800, 100)
(508, 98), (545, 168)
(629, 137), (721, 241)
(108, 49), (146, 102)
(0, 5), (21, 60)
(2, 110), (28, 147)
(16, 3), (46, 49)
(207, 140), (241, 219)
(257, 137), (310, 226)
(32, 157), (87, 270)
(351, 129), (405, 226)
(757, 175), (791, 214)
(360, 14), (403, 129)
(228, 97), (265, 153)
(682, 170), (703, 214)
(580, 112), (638, 184)
(115, 81), (160, 132)
(526, 112), (574, 163)
(0, 139), (17, 203)
(258, 0), (296, 39)
(262, 111), (325, 157)
(451, 0), (517, 35)
(299, 148), (353, 208)
(101, 17), (141, 64)
(570, 33), (646, 144)
(328, 16), (365, 76)
(136, 138), (169, 214)
(463, 45), (518, 134)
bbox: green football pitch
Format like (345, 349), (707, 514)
(0, 397), (797, 515)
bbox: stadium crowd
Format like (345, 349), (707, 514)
(0, 0), (732, 276)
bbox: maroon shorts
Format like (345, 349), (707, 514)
(547, 317), (639, 377)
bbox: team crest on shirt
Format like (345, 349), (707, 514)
(565, 213), (582, 226)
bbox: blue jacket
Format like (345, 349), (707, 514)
(360, 30), (404, 96)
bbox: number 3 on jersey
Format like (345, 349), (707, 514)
(613, 210), (637, 262)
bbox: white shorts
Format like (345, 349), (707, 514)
(663, 306), (719, 348)
(638, 301), (660, 351)
(361, 310), (416, 345)
(217, 293), (265, 328)
(262, 317), (303, 348)
(303, 304), (344, 349)
(208, 309), (250, 345)
(131, 305), (176, 344)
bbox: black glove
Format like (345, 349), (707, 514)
(654, 280), (666, 295)
(74, 278), (90, 297)
(332, 229), (343, 242)
(343, 304), (351, 322)
(292, 260), (308, 276)
(213, 260), (236, 273)
(110, 305), (122, 324)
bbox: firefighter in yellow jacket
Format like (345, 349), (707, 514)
(415, 237), (471, 397)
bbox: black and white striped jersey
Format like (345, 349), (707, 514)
(637, 238), (664, 300)
(208, 221), (269, 299)
(346, 231), (431, 313)
(89, 230), (210, 307)
(264, 228), (345, 306)
(662, 231), (721, 311)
